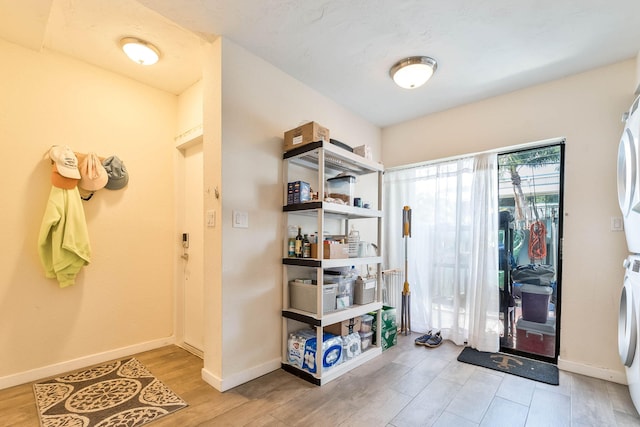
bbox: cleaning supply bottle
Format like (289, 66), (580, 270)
(302, 234), (311, 258)
(348, 225), (359, 258)
(288, 226), (296, 257)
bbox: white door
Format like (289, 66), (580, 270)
(182, 143), (204, 353)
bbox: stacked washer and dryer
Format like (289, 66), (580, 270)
(617, 94), (640, 411)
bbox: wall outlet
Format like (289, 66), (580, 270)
(233, 211), (249, 228)
(611, 216), (624, 232)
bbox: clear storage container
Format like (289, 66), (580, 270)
(326, 175), (356, 205)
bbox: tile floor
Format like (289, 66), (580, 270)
(3, 333), (640, 426)
(350, 333), (640, 426)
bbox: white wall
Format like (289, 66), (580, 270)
(202, 39), (224, 385)
(0, 39), (179, 387)
(174, 79), (204, 349)
(383, 59), (634, 382)
(201, 38), (381, 390)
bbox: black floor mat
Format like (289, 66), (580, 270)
(457, 346), (559, 385)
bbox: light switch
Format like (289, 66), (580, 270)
(611, 216), (624, 232)
(206, 210), (216, 228)
(233, 210), (249, 228)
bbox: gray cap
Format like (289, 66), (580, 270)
(102, 156), (129, 190)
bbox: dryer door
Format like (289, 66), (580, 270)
(618, 128), (637, 216)
(619, 276), (637, 367)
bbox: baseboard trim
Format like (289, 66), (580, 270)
(202, 357), (281, 392)
(558, 357), (627, 385)
(0, 336), (175, 390)
(177, 342), (204, 359)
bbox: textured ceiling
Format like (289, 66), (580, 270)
(3, 0), (640, 127)
(0, 0), (205, 95)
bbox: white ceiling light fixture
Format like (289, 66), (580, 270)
(390, 56), (438, 89)
(120, 37), (160, 66)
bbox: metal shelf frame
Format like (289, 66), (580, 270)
(281, 140), (384, 384)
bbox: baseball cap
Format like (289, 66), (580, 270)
(48, 145), (81, 179)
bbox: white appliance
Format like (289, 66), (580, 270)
(619, 255), (640, 409)
(618, 95), (640, 412)
(618, 96), (640, 253)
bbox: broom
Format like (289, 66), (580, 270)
(400, 205), (412, 335)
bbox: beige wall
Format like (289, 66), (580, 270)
(383, 60), (634, 382)
(0, 33), (381, 392)
(0, 39), (178, 386)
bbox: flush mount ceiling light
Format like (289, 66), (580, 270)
(389, 56), (438, 89)
(120, 37), (160, 66)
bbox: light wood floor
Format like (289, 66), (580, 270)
(3, 335), (640, 426)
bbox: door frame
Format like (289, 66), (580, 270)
(175, 135), (205, 358)
(498, 141), (565, 364)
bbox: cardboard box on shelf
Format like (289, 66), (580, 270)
(324, 317), (362, 336)
(287, 181), (311, 205)
(353, 145), (372, 160)
(311, 242), (349, 259)
(284, 121), (330, 152)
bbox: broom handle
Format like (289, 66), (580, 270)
(404, 236), (408, 289)
(402, 206), (411, 294)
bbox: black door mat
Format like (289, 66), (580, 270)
(457, 347), (559, 385)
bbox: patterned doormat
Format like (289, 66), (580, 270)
(33, 358), (187, 427)
(457, 347), (559, 385)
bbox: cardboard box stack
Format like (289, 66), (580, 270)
(371, 306), (398, 350)
(311, 242), (349, 259)
(283, 121), (329, 152)
(287, 181), (311, 205)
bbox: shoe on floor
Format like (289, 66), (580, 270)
(414, 330), (432, 346)
(425, 331), (443, 348)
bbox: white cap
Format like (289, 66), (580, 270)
(49, 145), (81, 179)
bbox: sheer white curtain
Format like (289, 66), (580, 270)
(384, 153), (500, 352)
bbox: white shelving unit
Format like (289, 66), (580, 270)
(281, 140), (384, 385)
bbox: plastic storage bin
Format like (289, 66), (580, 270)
(360, 314), (374, 332)
(521, 284), (553, 323)
(354, 276), (376, 304)
(289, 282), (337, 314)
(333, 276), (355, 309)
(515, 318), (556, 356)
(359, 331), (373, 350)
(326, 175), (355, 205)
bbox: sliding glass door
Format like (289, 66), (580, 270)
(498, 143), (564, 363)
